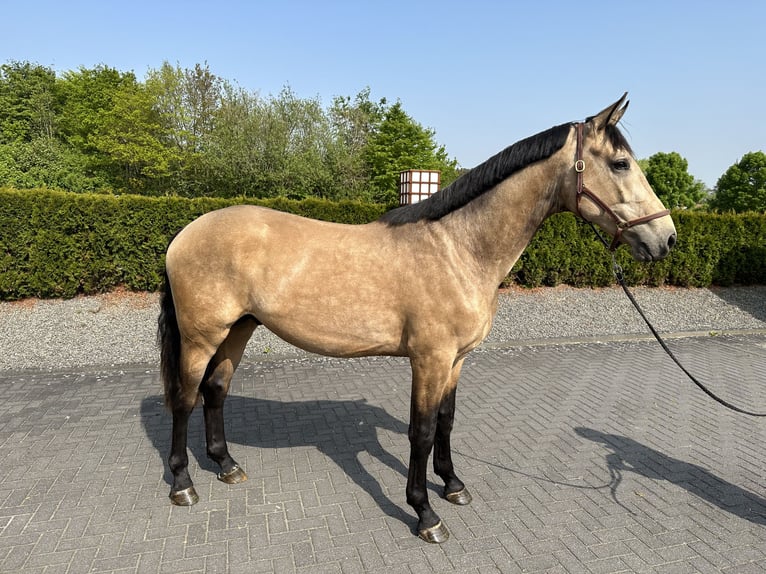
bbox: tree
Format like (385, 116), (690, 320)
(267, 86), (335, 198)
(60, 65), (174, 193)
(206, 85), (383, 201)
(363, 102), (458, 204)
(58, 65), (179, 192)
(638, 152), (706, 209)
(0, 61), (59, 142)
(0, 59), (462, 202)
(57, 65), (134, 154)
(327, 88), (387, 200)
(145, 61), (226, 195)
(90, 80), (180, 192)
(329, 88), (386, 154)
(203, 85), (335, 199)
(0, 62), (106, 192)
(146, 61), (223, 152)
(200, 84), (261, 197)
(708, 151), (766, 212)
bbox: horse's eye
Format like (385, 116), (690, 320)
(612, 159), (630, 171)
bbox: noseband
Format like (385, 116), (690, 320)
(574, 123), (670, 251)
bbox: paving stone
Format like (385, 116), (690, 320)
(0, 335), (764, 572)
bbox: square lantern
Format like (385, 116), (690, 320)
(399, 169), (441, 206)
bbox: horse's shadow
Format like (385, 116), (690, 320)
(141, 394), (422, 526)
(708, 284), (766, 323)
(575, 427), (766, 525)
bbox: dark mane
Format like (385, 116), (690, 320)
(379, 122), (573, 225)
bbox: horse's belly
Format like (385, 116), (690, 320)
(248, 268), (492, 360)
(260, 314), (405, 358)
(245, 257), (407, 357)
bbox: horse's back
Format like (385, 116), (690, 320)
(168, 203), (389, 269)
(172, 204), (345, 245)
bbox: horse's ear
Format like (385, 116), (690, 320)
(590, 93), (629, 131)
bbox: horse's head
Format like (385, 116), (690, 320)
(565, 94), (676, 261)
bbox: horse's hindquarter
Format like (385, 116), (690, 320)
(167, 205), (495, 359)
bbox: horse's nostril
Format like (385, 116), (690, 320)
(667, 233), (677, 249)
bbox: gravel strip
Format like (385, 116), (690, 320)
(0, 285), (764, 372)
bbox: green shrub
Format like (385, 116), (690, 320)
(512, 211), (766, 288)
(1, 188), (764, 300)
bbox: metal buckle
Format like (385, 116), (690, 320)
(574, 159), (585, 173)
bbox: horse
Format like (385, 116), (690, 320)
(157, 94), (677, 543)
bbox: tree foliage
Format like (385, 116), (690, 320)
(4, 59), (758, 208)
(363, 102), (458, 204)
(0, 61), (58, 142)
(327, 88), (388, 199)
(638, 152), (707, 209)
(0, 60), (458, 203)
(707, 151), (766, 212)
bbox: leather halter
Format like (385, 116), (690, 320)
(574, 122), (670, 251)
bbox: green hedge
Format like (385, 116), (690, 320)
(511, 211), (766, 288)
(1, 188), (764, 300)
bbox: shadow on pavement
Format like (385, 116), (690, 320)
(575, 427), (766, 526)
(141, 394), (417, 526)
(708, 285), (766, 324)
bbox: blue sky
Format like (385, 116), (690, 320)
(2, 0), (763, 188)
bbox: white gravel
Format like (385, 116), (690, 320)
(0, 285), (764, 372)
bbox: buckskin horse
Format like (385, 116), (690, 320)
(158, 94), (676, 542)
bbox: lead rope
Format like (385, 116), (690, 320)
(588, 221), (766, 417)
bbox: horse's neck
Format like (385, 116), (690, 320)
(440, 161), (564, 287)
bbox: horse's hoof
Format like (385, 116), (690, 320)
(445, 487), (472, 506)
(169, 486), (199, 506)
(419, 520), (449, 544)
(217, 465), (248, 484)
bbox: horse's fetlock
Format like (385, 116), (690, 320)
(206, 444), (229, 465)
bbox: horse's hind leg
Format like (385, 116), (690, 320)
(168, 401), (198, 505)
(168, 317), (256, 505)
(433, 359), (472, 506)
(200, 317), (257, 485)
(168, 346), (213, 506)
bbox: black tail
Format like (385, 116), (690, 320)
(158, 270), (182, 410)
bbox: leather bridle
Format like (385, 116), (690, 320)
(574, 122), (670, 251)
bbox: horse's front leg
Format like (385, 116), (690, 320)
(433, 359), (472, 506)
(406, 353), (455, 543)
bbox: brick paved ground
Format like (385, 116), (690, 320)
(1, 335), (765, 573)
